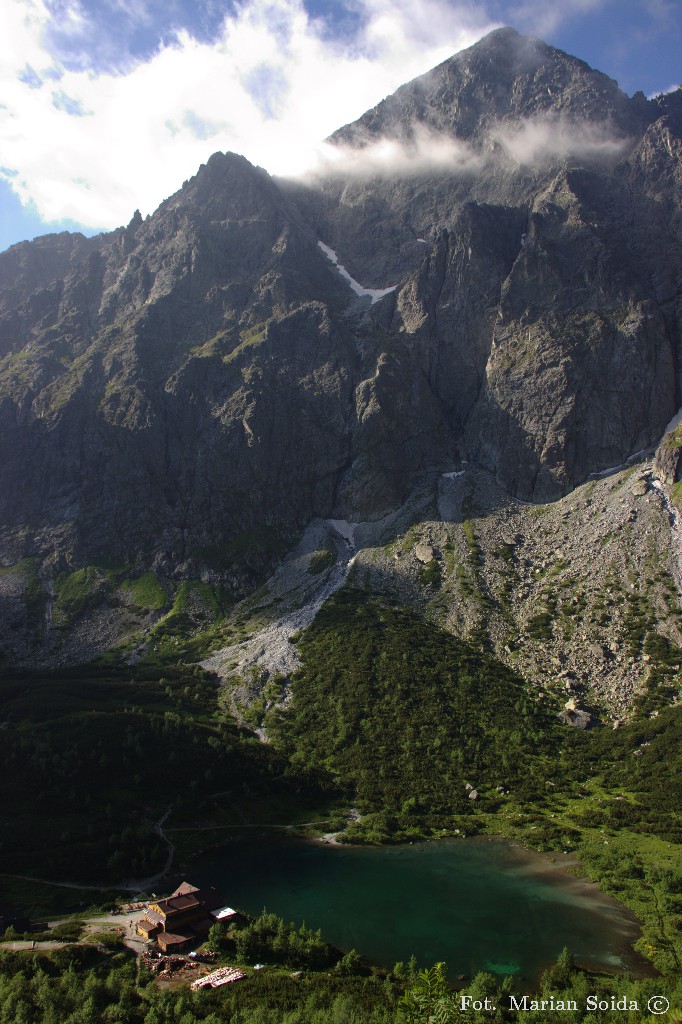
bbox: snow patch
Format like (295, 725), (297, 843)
(442, 470), (465, 479)
(328, 518), (356, 545)
(587, 449), (649, 481)
(592, 463), (628, 479)
(416, 238), (428, 244)
(317, 241), (397, 304)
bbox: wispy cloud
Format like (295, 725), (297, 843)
(304, 113), (632, 182)
(648, 83), (681, 99)
(307, 124), (485, 179)
(506, 0), (610, 39)
(492, 115), (633, 165)
(0, 0), (494, 231)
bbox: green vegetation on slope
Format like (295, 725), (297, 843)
(270, 593), (681, 975)
(120, 572), (170, 612)
(0, 660), (334, 885)
(149, 580), (232, 650)
(308, 547), (336, 575)
(53, 567), (109, 626)
(271, 593), (560, 837)
(0, 942), (401, 1024)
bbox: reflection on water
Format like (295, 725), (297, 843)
(190, 836), (647, 981)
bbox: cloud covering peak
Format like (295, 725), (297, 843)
(300, 114), (634, 184)
(0, 0), (494, 231)
(0, 0), (674, 241)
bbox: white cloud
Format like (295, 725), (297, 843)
(648, 83), (681, 99)
(0, 0), (494, 231)
(307, 123), (485, 179)
(301, 114), (632, 182)
(492, 115), (634, 165)
(507, 0), (609, 39)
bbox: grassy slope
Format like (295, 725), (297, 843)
(270, 593), (682, 976)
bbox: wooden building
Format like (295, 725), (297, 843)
(143, 882), (224, 951)
(137, 918), (160, 940)
(157, 931), (192, 953)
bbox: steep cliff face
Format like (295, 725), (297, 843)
(461, 165), (677, 498)
(293, 29), (682, 501)
(0, 29), (681, 580)
(0, 153), (362, 566)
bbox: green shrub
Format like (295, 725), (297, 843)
(54, 568), (107, 625)
(272, 594), (558, 823)
(120, 572), (169, 611)
(309, 548), (336, 575)
(526, 610), (553, 640)
(418, 559), (441, 588)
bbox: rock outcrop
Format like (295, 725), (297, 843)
(0, 28), (681, 585)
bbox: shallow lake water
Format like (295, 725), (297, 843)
(190, 836), (647, 981)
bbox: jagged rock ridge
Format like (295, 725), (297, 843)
(0, 27), (681, 590)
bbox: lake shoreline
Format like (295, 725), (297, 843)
(306, 832), (656, 977)
(187, 830), (656, 982)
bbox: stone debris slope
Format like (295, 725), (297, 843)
(203, 455), (681, 727)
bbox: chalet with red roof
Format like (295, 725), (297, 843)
(137, 881), (237, 952)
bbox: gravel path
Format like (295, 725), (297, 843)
(2, 806), (176, 894)
(81, 909), (153, 953)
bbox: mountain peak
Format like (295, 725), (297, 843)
(0, 27), (680, 621)
(330, 27), (645, 149)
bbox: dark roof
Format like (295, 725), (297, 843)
(137, 918), (159, 933)
(192, 887), (223, 912)
(157, 932), (192, 949)
(172, 882), (200, 897)
(152, 894), (201, 916)
(153, 886), (223, 918)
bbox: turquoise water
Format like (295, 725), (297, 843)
(190, 837), (646, 981)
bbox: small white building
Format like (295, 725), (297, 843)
(210, 906), (239, 923)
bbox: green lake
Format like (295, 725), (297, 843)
(190, 836), (648, 981)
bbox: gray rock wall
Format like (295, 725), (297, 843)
(0, 31), (681, 571)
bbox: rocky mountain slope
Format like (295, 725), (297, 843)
(1, 28), (681, 708)
(202, 454), (682, 724)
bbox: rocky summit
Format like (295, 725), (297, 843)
(1, 27), (681, 708)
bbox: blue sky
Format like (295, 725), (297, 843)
(0, 0), (679, 253)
